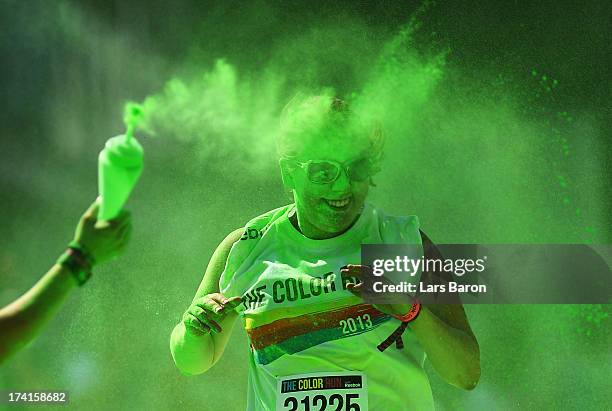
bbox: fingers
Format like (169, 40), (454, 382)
(197, 294), (224, 313)
(107, 210), (131, 231)
(343, 264), (401, 290)
(102, 211), (131, 242)
(209, 293), (230, 306)
(191, 293), (242, 315)
(82, 198), (101, 224)
(224, 296), (243, 309)
(191, 306), (223, 333)
(202, 316), (223, 333)
(340, 264), (358, 277)
(197, 300), (224, 314)
(93, 209), (131, 230)
(206, 294), (242, 313)
(187, 294), (242, 334)
(341, 265), (362, 297)
(185, 306), (223, 334)
(346, 283), (363, 296)
(340, 264), (372, 279)
(184, 312), (211, 334)
(184, 294), (243, 335)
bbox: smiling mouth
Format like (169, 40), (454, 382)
(324, 196), (352, 210)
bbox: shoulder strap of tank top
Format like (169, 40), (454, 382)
(219, 205), (292, 293)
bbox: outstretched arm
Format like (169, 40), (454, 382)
(0, 264), (78, 363)
(0, 200), (131, 364)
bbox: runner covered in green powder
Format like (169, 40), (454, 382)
(170, 94), (480, 410)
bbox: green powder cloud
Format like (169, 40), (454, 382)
(122, 9), (605, 243)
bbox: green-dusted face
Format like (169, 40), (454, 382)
(281, 135), (373, 239)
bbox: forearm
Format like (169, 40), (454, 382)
(0, 264), (77, 364)
(410, 306), (480, 389)
(170, 312), (237, 375)
(170, 322), (215, 375)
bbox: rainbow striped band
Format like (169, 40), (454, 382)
(246, 304), (392, 365)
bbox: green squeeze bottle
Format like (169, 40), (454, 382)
(97, 104), (144, 221)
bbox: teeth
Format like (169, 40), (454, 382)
(328, 198), (350, 207)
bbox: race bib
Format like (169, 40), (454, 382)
(276, 371), (367, 411)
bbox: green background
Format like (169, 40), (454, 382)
(0, 0), (610, 409)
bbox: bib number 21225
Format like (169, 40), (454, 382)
(276, 372), (367, 411)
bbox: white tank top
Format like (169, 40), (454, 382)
(219, 203), (434, 411)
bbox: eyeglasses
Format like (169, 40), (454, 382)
(287, 156), (379, 184)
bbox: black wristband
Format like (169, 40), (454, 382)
(68, 241), (95, 264)
(57, 246), (93, 286)
(377, 322), (409, 352)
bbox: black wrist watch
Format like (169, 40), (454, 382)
(57, 246), (94, 286)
